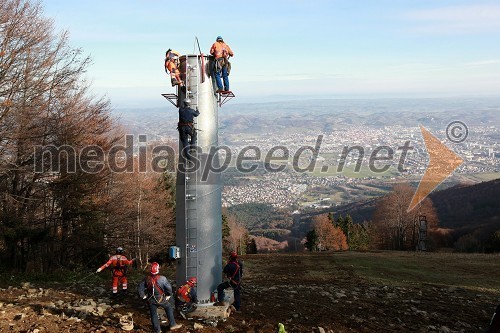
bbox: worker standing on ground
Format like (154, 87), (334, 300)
(214, 251), (243, 311)
(96, 247), (134, 297)
(164, 49), (184, 88)
(177, 99), (199, 160)
(176, 277), (198, 318)
(137, 262), (182, 332)
(210, 36), (233, 93)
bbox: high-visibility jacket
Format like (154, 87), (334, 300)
(165, 59), (179, 74)
(210, 41), (233, 59)
(176, 283), (197, 304)
(99, 255), (133, 276)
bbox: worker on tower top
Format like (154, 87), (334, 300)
(210, 36), (233, 93)
(164, 49), (185, 89)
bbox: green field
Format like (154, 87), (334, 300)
(462, 173), (500, 182)
(310, 164), (399, 178)
(331, 251), (500, 292)
(246, 251), (500, 293)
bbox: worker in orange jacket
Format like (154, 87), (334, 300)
(176, 277), (198, 318)
(164, 49), (184, 88)
(96, 247), (134, 297)
(210, 36), (233, 93)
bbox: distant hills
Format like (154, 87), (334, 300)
(429, 178), (500, 232)
(306, 178), (500, 244)
(115, 97), (500, 139)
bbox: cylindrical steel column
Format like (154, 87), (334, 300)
(175, 54), (222, 303)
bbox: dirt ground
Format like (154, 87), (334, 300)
(1, 252), (499, 333)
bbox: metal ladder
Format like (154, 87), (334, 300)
(184, 56), (200, 280)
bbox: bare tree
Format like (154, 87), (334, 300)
(0, 0), (119, 271)
(373, 184), (438, 250)
(226, 213), (249, 255)
(104, 146), (176, 269)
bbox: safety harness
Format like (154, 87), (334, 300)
(177, 121), (194, 128)
(112, 255), (128, 276)
(228, 261), (241, 287)
(146, 275), (169, 303)
(214, 57), (230, 73)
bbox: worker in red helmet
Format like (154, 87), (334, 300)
(214, 251), (243, 311)
(164, 49), (184, 88)
(175, 277), (198, 319)
(138, 262), (182, 332)
(96, 247), (134, 297)
(209, 36), (233, 93)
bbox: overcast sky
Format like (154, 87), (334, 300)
(42, 0), (500, 108)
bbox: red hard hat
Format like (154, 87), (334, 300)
(151, 262), (160, 275)
(188, 277), (197, 286)
(229, 251), (238, 259)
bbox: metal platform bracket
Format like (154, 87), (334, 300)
(161, 93), (178, 107)
(217, 91), (235, 107)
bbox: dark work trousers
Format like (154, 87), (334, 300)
(148, 299), (177, 332)
(217, 281), (241, 310)
(178, 125), (196, 160)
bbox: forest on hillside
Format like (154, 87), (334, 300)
(0, 0), (178, 272)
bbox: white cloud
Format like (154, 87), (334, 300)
(233, 73), (339, 83)
(465, 59), (500, 66)
(405, 4), (500, 34)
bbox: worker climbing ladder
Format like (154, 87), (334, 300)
(184, 58), (200, 282)
(164, 46), (234, 303)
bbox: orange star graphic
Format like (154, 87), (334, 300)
(408, 125), (464, 212)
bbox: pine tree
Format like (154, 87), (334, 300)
(305, 230), (318, 251)
(246, 238), (257, 254)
